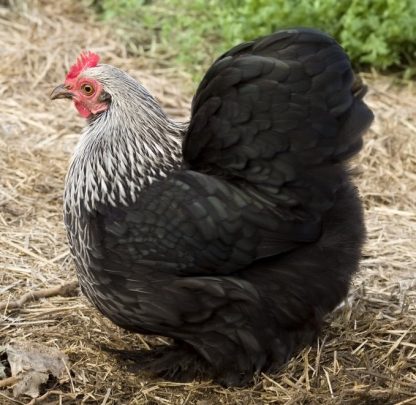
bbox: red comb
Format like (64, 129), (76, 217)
(66, 51), (100, 80)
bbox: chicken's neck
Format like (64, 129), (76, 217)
(64, 99), (184, 214)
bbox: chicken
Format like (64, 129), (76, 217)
(51, 28), (373, 386)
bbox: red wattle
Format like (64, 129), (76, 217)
(74, 101), (91, 118)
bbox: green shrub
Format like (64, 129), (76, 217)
(96, 0), (416, 78)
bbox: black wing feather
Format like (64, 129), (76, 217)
(96, 171), (320, 278)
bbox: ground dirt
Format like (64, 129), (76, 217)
(0, 1), (415, 404)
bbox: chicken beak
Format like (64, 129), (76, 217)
(50, 84), (73, 100)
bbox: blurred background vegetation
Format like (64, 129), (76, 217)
(91, 0), (416, 80)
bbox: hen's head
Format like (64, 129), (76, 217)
(51, 51), (112, 118)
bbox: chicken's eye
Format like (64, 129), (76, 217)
(81, 83), (94, 96)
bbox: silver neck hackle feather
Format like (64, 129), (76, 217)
(64, 65), (185, 215)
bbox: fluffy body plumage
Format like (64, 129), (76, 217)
(56, 29), (373, 386)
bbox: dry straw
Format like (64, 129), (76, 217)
(0, 1), (415, 404)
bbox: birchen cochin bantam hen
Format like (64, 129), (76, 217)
(51, 28), (373, 386)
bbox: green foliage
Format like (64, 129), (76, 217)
(96, 0), (416, 78)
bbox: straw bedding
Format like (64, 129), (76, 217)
(0, 1), (415, 404)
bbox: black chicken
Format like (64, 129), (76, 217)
(51, 28), (373, 386)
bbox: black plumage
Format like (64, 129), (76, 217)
(57, 28), (373, 386)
